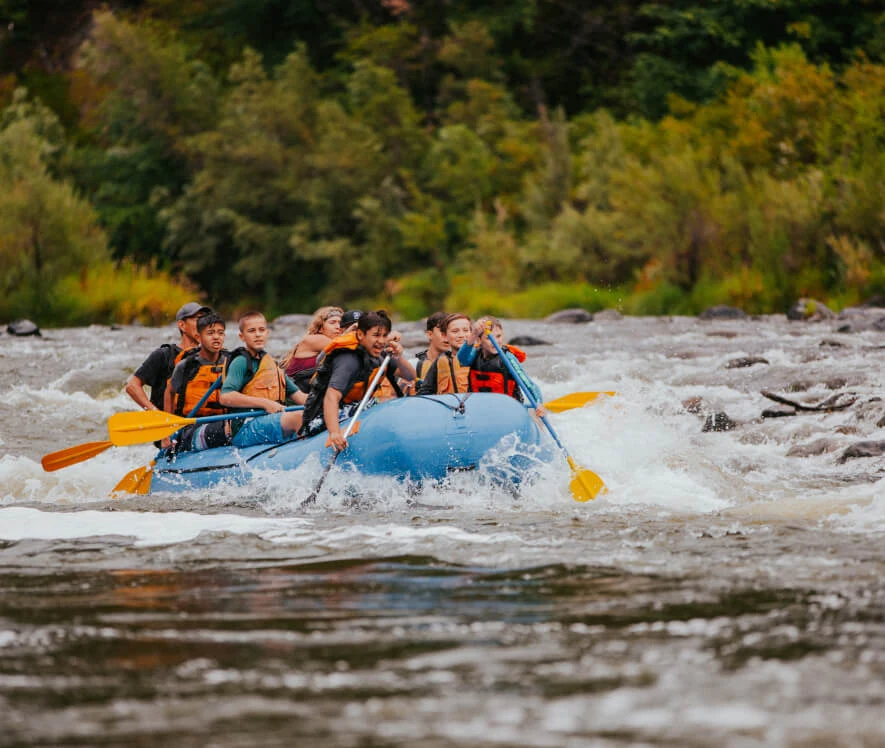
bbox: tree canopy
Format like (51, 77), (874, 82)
(2, 1), (885, 321)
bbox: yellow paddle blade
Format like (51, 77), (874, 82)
(108, 411), (195, 446)
(567, 456), (606, 502)
(111, 461), (154, 496)
(544, 391), (616, 413)
(41, 441), (113, 472)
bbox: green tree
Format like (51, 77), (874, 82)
(72, 11), (219, 265)
(0, 89), (107, 320)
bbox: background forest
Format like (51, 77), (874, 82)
(2, 0), (885, 324)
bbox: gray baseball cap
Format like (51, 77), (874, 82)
(175, 302), (212, 321)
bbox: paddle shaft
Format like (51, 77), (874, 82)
(182, 405), (304, 426)
(109, 405), (305, 445)
(163, 373), (225, 443)
(300, 354), (392, 509)
(485, 329), (604, 500)
(484, 332), (567, 450)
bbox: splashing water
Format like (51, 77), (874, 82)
(1, 316), (885, 744)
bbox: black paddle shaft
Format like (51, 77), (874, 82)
(300, 451), (339, 508)
(299, 354), (392, 510)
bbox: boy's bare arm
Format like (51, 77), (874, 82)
(219, 390), (284, 413)
(125, 374), (155, 410)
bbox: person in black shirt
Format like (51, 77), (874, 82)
(124, 302), (211, 411)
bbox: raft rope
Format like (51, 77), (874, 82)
(417, 393), (471, 415)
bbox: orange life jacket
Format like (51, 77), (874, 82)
(299, 332), (401, 434)
(174, 351), (227, 417)
(225, 348), (287, 404)
(319, 332), (380, 404)
(435, 353), (470, 394)
(468, 345), (526, 398)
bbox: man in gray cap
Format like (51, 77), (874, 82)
(125, 302), (212, 411)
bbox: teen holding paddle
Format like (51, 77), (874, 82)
(457, 315), (546, 417)
(299, 310), (406, 450)
(162, 313), (230, 452)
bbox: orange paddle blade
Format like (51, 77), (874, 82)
(111, 461), (154, 496)
(41, 441), (113, 472)
(544, 392), (616, 413)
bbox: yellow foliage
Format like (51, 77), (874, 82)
(53, 260), (198, 325)
(827, 235), (873, 290)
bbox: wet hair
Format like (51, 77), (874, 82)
(197, 313), (226, 332)
(308, 306), (344, 335)
(441, 312), (471, 333)
(425, 311), (448, 332)
(358, 309), (392, 334)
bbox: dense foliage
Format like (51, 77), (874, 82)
(2, 1), (885, 322)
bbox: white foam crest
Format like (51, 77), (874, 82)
(0, 383), (131, 417)
(550, 391), (730, 513)
(0, 507), (535, 562)
(0, 448), (155, 505)
(0, 506), (308, 546)
(828, 479), (885, 532)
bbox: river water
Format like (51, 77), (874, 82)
(1, 313), (885, 746)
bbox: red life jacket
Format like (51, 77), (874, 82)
(468, 345), (526, 398)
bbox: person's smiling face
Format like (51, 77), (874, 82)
(357, 325), (388, 357)
(446, 319), (471, 350)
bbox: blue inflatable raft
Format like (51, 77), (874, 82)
(149, 393), (556, 494)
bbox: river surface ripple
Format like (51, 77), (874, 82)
(1, 314), (885, 746)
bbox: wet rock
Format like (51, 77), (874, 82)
(508, 335), (550, 347)
(706, 330), (740, 339)
(272, 313), (313, 327)
(819, 339), (846, 348)
(6, 319), (40, 336)
(725, 356), (769, 369)
(682, 396), (706, 414)
(762, 406), (796, 418)
(544, 308), (593, 324)
(787, 438), (841, 458)
(825, 377), (847, 390)
(593, 309), (623, 321)
(836, 425), (858, 435)
(110, 324), (124, 331)
(702, 412), (737, 432)
(839, 441), (885, 464)
(699, 305), (748, 320)
(787, 298), (836, 321)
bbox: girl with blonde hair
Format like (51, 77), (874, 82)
(281, 306), (343, 390)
